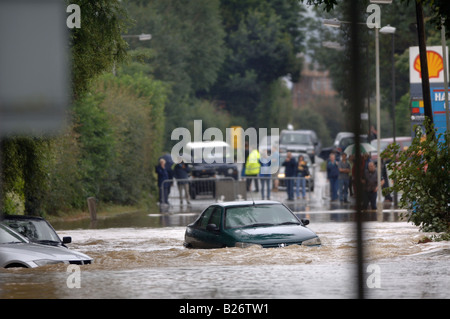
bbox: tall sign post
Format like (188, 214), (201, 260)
(410, 46), (449, 140)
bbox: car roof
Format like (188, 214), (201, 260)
(378, 136), (411, 142)
(211, 200), (283, 207)
(281, 129), (314, 134)
(186, 141), (231, 149)
(2, 215), (45, 221)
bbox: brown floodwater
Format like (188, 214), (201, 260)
(1, 210), (449, 299)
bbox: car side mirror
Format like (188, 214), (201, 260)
(301, 219), (309, 226)
(206, 224), (219, 232)
(62, 236), (72, 244)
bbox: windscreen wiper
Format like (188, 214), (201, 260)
(277, 221), (301, 225)
(36, 240), (61, 245)
(243, 223), (274, 228)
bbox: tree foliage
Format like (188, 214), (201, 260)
(123, 0), (228, 147)
(69, 0), (130, 98)
(210, 0), (306, 127)
(1, 1), (133, 215)
(1, 138), (49, 216)
(383, 119), (450, 237)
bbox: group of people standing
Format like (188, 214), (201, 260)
(281, 152), (311, 201)
(244, 144), (312, 202)
(326, 151), (387, 210)
(155, 156), (191, 205)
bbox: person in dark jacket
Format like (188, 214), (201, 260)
(282, 152), (297, 201)
(174, 160), (191, 204)
(156, 158), (169, 204)
(362, 161), (384, 210)
(327, 153), (339, 201)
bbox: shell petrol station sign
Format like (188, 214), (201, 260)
(410, 46), (446, 84)
(409, 46), (449, 140)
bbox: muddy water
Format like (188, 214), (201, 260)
(1, 214), (449, 299)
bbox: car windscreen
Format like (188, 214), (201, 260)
(280, 133), (311, 145)
(190, 146), (232, 163)
(2, 219), (61, 244)
(224, 204), (300, 229)
(0, 225), (27, 244)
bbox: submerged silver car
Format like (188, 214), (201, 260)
(0, 224), (92, 268)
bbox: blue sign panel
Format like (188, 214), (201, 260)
(430, 87), (449, 143)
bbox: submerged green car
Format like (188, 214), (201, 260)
(183, 200), (321, 249)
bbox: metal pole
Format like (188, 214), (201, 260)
(416, 1), (433, 125)
(441, 18), (449, 147)
(349, 0), (364, 299)
(376, 27), (382, 214)
(391, 32), (398, 207)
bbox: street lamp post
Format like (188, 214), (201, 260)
(113, 33), (152, 75)
(375, 26), (382, 214)
(322, 17), (394, 213)
(122, 33), (152, 41)
(372, 0), (393, 217)
(380, 25), (397, 207)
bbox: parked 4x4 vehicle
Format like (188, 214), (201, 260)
(279, 130), (321, 163)
(184, 141), (238, 199)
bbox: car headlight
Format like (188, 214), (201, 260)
(302, 237), (321, 246)
(235, 242), (262, 248)
(34, 259), (66, 267)
(278, 173), (285, 178)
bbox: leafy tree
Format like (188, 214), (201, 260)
(1, 138), (49, 216)
(69, 0), (130, 98)
(293, 108), (332, 147)
(123, 0), (226, 147)
(1, 1), (132, 216)
(45, 127), (84, 213)
(211, 0), (307, 127)
(72, 92), (115, 201)
(383, 119), (450, 238)
(96, 73), (168, 205)
(255, 80), (293, 130)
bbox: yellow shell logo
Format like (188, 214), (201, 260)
(414, 50), (444, 79)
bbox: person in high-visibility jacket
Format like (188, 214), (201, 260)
(245, 148), (260, 192)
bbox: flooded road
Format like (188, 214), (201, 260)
(1, 210), (449, 299)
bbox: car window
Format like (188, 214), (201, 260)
(280, 133), (311, 145)
(224, 204), (299, 229)
(198, 206), (222, 230)
(3, 219), (60, 243)
(209, 207), (222, 228)
(0, 225), (27, 244)
(197, 207), (214, 229)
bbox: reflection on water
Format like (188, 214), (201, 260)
(50, 206), (406, 230)
(1, 217), (449, 299)
(50, 210), (200, 230)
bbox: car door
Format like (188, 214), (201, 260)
(191, 205), (224, 248)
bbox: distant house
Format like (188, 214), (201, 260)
(292, 62), (337, 109)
